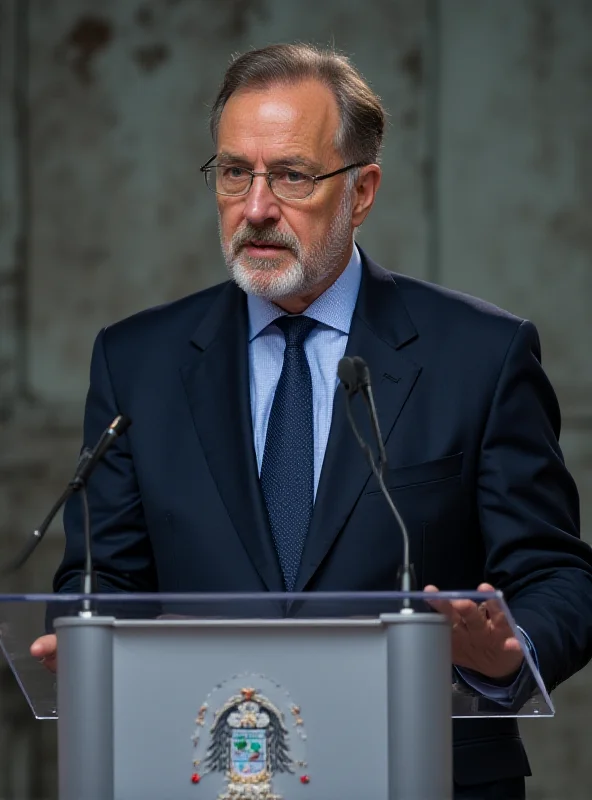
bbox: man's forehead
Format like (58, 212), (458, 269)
(217, 80), (340, 156)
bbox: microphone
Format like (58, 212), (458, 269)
(76, 415), (131, 610)
(338, 357), (415, 600)
(351, 356), (388, 473)
(71, 414), (131, 489)
(336, 356), (360, 395)
(1, 415), (131, 597)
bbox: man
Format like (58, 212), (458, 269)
(32, 44), (592, 798)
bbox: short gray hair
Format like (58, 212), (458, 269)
(210, 43), (386, 166)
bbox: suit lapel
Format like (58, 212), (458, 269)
(180, 282), (284, 592)
(294, 256), (422, 591)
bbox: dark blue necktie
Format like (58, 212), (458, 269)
(260, 315), (317, 591)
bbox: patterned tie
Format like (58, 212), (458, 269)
(260, 315), (318, 591)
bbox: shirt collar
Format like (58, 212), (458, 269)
(247, 244), (362, 341)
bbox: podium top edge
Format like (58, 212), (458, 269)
(54, 613), (449, 629)
(0, 590), (503, 602)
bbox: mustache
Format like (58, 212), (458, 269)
(231, 225), (299, 255)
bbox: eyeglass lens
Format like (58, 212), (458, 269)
(207, 166), (315, 199)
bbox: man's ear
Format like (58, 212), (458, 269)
(352, 165), (382, 228)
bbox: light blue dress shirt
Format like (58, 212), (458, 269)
(247, 244), (362, 498)
(246, 243), (537, 697)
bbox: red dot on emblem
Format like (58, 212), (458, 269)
(300, 775), (310, 784)
(191, 773), (201, 784)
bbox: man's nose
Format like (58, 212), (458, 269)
(243, 174), (281, 226)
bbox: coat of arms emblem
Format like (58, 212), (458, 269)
(190, 679), (309, 799)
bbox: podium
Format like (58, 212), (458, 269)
(0, 591), (552, 800)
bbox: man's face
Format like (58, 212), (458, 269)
(215, 80), (357, 302)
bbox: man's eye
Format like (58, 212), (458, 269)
(276, 170), (307, 183)
(222, 166), (248, 179)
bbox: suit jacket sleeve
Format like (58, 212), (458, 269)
(478, 319), (592, 691)
(53, 327), (158, 594)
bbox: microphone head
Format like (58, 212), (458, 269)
(337, 357), (359, 395)
(109, 414), (132, 436)
(352, 356), (371, 388)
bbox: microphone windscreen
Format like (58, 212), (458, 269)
(337, 357), (358, 394)
(352, 356), (371, 387)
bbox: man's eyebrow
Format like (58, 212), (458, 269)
(216, 152), (250, 164)
(216, 153), (321, 172)
(266, 156), (320, 171)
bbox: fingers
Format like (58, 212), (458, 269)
(423, 586), (462, 623)
(456, 602), (488, 633)
(424, 586), (486, 630)
(424, 583), (517, 642)
(30, 634), (57, 659)
(476, 583), (504, 619)
(30, 635), (58, 672)
(425, 583), (525, 676)
(425, 584), (503, 622)
(476, 585), (514, 639)
(423, 585), (448, 614)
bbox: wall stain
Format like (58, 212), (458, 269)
(400, 46), (423, 88)
(215, 0), (270, 39)
(133, 43), (170, 73)
(135, 3), (155, 28)
(525, 0), (558, 176)
(549, 209), (592, 253)
(401, 108), (418, 130)
(59, 15), (113, 85)
(528, 0), (556, 83)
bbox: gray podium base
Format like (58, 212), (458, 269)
(56, 613), (451, 800)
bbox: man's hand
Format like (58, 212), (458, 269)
(30, 635), (57, 673)
(424, 582), (524, 680)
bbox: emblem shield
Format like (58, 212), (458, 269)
(189, 675), (310, 799)
(231, 728), (267, 777)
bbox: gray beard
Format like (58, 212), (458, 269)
(219, 192), (354, 301)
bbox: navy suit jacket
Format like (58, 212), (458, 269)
(55, 253), (592, 788)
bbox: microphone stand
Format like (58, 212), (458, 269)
(77, 483), (95, 616)
(0, 449), (92, 576)
(340, 359), (416, 608)
(1, 487), (71, 575)
(1, 415), (131, 617)
(339, 357), (452, 798)
(1, 453), (98, 614)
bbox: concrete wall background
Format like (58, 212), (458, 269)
(0, 0), (590, 797)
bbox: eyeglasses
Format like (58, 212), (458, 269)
(200, 155), (364, 200)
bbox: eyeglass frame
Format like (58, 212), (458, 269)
(199, 154), (365, 199)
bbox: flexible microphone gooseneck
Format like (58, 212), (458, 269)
(338, 357), (415, 601)
(1, 415), (132, 609)
(75, 415), (131, 611)
(351, 356), (388, 471)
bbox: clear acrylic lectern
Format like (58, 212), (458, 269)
(0, 591), (552, 800)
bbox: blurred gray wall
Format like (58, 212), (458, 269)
(0, 0), (591, 797)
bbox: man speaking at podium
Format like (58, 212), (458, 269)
(32, 44), (592, 798)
